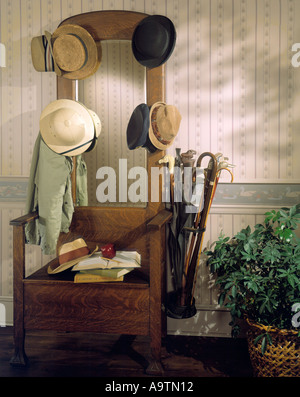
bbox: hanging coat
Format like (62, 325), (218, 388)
(25, 133), (88, 255)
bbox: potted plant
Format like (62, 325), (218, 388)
(206, 204), (300, 377)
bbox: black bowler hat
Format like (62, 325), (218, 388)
(126, 104), (157, 153)
(132, 15), (176, 69)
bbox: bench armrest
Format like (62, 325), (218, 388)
(10, 211), (38, 227)
(147, 209), (172, 231)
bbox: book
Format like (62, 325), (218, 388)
(77, 268), (132, 278)
(74, 273), (124, 283)
(72, 250), (141, 271)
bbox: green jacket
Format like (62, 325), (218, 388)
(25, 133), (88, 255)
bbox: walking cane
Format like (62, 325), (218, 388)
(187, 166), (234, 303)
(181, 154), (215, 280)
(158, 155), (175, 205)
(180, 152), (218, 306)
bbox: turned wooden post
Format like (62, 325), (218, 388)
(146, 210), (171, 375)
(9, 212), (38, 366)
(10, 224), (27, 366)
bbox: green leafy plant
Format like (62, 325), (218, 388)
(206, 204), (300, 354)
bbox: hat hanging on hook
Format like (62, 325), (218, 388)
(132, 15), (176, 69)
(40, 99), (101, 156)
(31, 24), (102, 80)
(149, 102), (182, 150)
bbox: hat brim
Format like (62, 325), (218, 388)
(85, 109), (102, 153)
(40, 99), (96, 156)
(132, 15), (176, 69)
(44, 31), (63, 76)
(48, 245), (99, 274)
(143, 135), (157, 153)
(52, 24), (102, 80)
(149, 101), (174, 150)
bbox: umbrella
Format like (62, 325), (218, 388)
(166, 149), (203, 317)
(166, 150), (235, 316)
(180, 152), (218, 306)
(182, 154), (235, 306)
(167, 149), (196, 292)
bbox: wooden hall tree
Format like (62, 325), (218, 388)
(9, 11), (171, 375)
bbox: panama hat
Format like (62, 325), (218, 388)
(40, 99), (100, 156)
(31, 24), (102, 80)
(132, 15), (176, 69)
(31, 31), (62, 76)
(149, 102), (182, 150)
(126, 104), (157, 153)
(48, 238), (98, 274)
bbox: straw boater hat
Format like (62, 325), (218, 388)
(31, 24), (102, 80)
(40, 99), (101, 156)
(31, 32), (62, 76)
(149, 102), (182, 150)
(132, 15), (176, 69)
(48, 238), (98, 274)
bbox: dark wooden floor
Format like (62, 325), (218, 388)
(0, 327), (253, 378)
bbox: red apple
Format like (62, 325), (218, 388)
(101, 243), (116, 259)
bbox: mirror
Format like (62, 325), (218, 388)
(78, 40), (147, 207)
(57, 10), (166, 214)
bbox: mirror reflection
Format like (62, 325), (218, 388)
(78, 40), (147, 207)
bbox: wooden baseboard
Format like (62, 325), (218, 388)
(167, 307), (232, 337)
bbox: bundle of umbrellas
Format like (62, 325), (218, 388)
(161, 150), (234, 319)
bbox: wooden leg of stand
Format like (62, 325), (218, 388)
(10, 225), (28, 367)
(146, 227), (165, 376)
(10, 330), (28, 367)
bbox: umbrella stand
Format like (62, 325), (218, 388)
(166, 150), (234, 318)
(166, 290), (197, 319)
(166, 149), (198, 319)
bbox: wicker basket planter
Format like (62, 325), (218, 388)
(246, 318), (300, 377)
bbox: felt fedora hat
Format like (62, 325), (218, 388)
(85, 108), (102, 152)
(51, 24), (102, 80)
(31, 31), (62, 76)
(40, 99), (100, 156)
(126, 104), (157, 153)
(132, 15), (176, 69)
(48, 238), (98, 274)
(149, 102), (182, 150)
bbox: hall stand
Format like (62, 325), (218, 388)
(9, 10), (172, 375)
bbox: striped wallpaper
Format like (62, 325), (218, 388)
(0, 0), (300, 335)
(79, 40), (148, 207)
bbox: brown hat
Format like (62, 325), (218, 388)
(149, 102), (182, 150)
(47, 238), (98, 274)
(31, 24), (102, 80)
